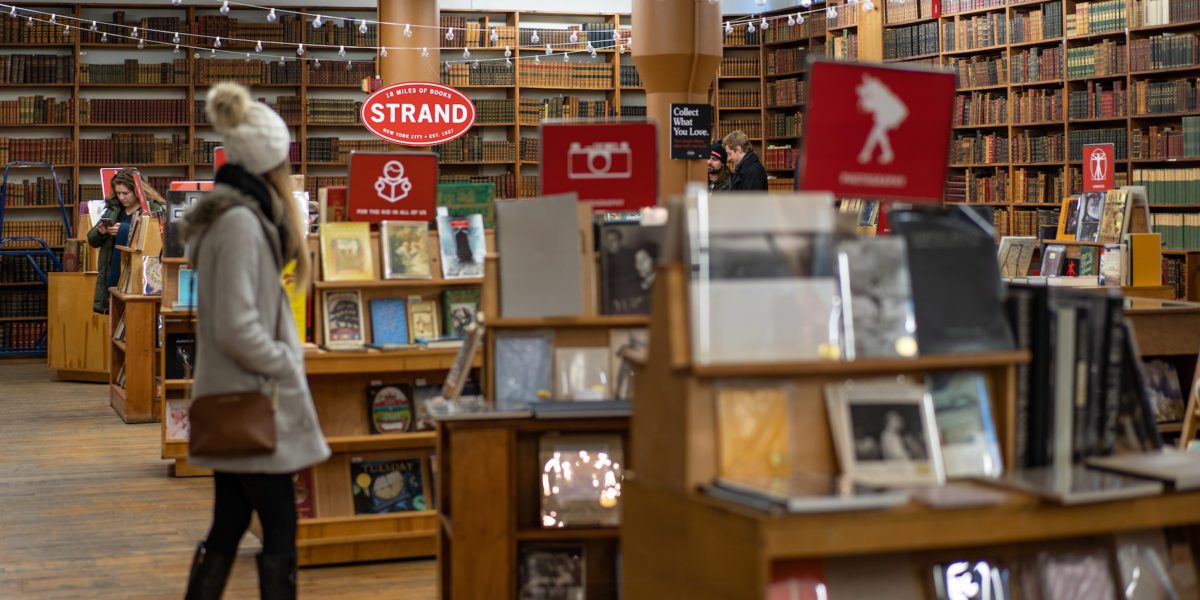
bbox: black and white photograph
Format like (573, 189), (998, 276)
(839, 237), (918, 359)
(1075, 192), (1106, 243)
(518, 545), (586, 600)
(705, 231), (838, 280)
(826, 380), (945, 486)
(600, 223), (665, 315)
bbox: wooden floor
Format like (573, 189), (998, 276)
(0, 360), (436, 599)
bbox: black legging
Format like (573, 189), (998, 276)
(204, 471), (297, 556)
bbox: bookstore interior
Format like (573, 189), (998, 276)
(7, 0), (1200, 597)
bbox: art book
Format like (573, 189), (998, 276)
(142, 256), (163, 295)
(369, 298), (410, 347)
(1041, 244), (1067, 276)
(608, 329), (648, 402)
(716, 384), (793, 492)
(407, 297), (441, 342)
(320, 222), (375, 282)
(436, 182), (496, 228)
(518, 545), (585, 600)
(293, 468), (316, 519)
(322, 290), (365, 350)
(350, 457), (426, 514)
(380, 220), (432, 280)
(838, 237), (919, 360)
(1097, 189), (1129, 245)
(1075, 192), (1106, 243)
(1057, 196), (1082, 241)
(436, 213), (486, 279)
(996, 236), (1037, 279)
(539, 433), (624, 528)
(441, 288), (480, 339)
(366, 383), (413, 434)
(319, 186), (349, 224)
(599, 222), (666, 315)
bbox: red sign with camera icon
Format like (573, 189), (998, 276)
(540, 122), (658, 211)
(347, 152), (439, 222)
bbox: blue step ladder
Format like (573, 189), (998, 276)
(0, 161), (72, 357)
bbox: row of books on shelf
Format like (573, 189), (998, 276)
(1009, 1), (1064, 43)
(1132, 121), (1200, 160)
(0, 253), (62, 283)
(79, 99), (189, 125)
(1133, 0), (1200, 27)
(0, 13), (70, 45)
(1012, 131), (1065, 162)
(304, 99), (362, 125)
(0, 138), (72, 164)
(884, 21), (940, 61)
(1131, 33), (1200, 71)
(0, 55), (73, 85)
(718, 57), (759, 77)
(1134, 167), (1200, 200)
(308, 63), (374, 87)
(495, 328), (643, 407)
(766, 79), (806, 107)
(1, 220), (66, 248)
(0, 97), (72, 126)
(79, 134), (189, 165)
(1012, 47), (1062, 83)
(305, 137), (392, 164)
(1133, 79), (1200, 115)
(943, 13), (1007, 52)
(0, 322), (47, 350)
(1067, 40), (1126, 79)
(435, 137), (515, 163)
(522, 62), (614, 90)
(520, 138), (539, 162)
(764, 146), (800, 171)
(1151, 213), (1200, 249)
(953, 91), (1008, 126)
(319, 218), (485, 283)
(1, 179), (71, 207)
(831, 31), (859, 60)
(0, 290), (47, 318)
(765, 47), (812, 76)
(61, 240), (92, 273)
(716, 88), (760, 108)
(715, 120), (762, 140)
(619, 64), (641, 88)
(80, 60), (190, 85)
(1067, 0), (1128, 36)
(1069, 81), (1126, 119)
(518, 97), (615, 125)
(193, 59), (302, 86)
(190, 14), (302, 43)
(768, 111), (804, 138)
(722, 23), (761, 47)
(884, 0), (937, 24)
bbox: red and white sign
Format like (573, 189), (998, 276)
(798, 60), (955, 202)
(360, 82), (476, 147)
(99, 167), (121, 198)
(348, 152), (438, 222)
(214, 147), (227, 171)
(540, 122), (658, 211)
(1082, 143), (1114, 192)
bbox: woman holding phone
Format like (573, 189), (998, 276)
(86, 168), (165, 313)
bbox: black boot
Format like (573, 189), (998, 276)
(184, 542), (235, 600)
(256, 553), (297, 600)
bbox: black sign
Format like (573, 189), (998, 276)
(670, 103), (713, 160)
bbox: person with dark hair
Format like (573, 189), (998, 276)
(707, 143), (731, 192)
(634, 241), (659, 294)
(86, 168), (165, 313)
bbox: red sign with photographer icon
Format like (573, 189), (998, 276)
(540, 122), (658, 211)
(347, 152), (439, 222)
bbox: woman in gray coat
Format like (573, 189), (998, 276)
(182, 83), (330, 600)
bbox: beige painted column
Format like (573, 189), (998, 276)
(857, 3), (883, 62)
(378, 0), (440, 86)
(632, 0), (722, 200)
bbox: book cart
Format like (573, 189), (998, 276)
(436, 229), (646, 598)
(295, 228), (490, 567)
(620, 260), (1200, 598)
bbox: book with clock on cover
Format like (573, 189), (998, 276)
(366, 383), (413, 434)
(320, 221), (375, 282)
(380, 220), (433, 280)
(322, 289), (366, 350)
(349, 456), (427, 514)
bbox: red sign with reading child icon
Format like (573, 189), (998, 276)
(347, 152), (439, 222)
(798, 60), (956, 202)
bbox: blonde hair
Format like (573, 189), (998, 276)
(264, 164), (311, 285)
(722, 130), (752, 153)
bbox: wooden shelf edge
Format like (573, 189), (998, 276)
(299, 510), (438, 528)
(325, 432), (437, 453)
(515, 527), (620, 541)
(690, 350), (1030, 378)
(313, 277), (484, 289)
(488, 315), (650, 329)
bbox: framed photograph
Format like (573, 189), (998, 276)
(825, 379), (944, 487)
(380, 220), (433, 280)
(322, 289), (366, 350)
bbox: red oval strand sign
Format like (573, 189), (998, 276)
(361, 82), (476, 147)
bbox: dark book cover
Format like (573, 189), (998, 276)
(890, 206), (1014, 355)
(164, 189), (205, 259)
(164, 332), (195, 380)
(350, 457), (426, 514)
(599, 222), (665, 316)
(366, 383), (413, 434)
(293, 467), (315, 520)
(441, 288), (481, 339)
(518, 544), (586, 600)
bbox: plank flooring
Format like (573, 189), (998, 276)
(0, 360), (437, 599)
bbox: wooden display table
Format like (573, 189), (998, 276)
(109, 289), (161, 424)
(47, 272), (109, 382)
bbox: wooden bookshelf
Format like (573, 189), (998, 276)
(108, 288), (160, 424)
(46, 271), (109, 382)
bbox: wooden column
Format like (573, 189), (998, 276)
(378, 0), (440, 86)
(857, 3), (884, 62)
(632, 0), (723, 200)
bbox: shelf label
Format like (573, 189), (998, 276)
(1082, 143), (1115, 192)
(348, 152), (439, 222)
(669, 103), (713, 160)
(798, 60), (955, 203)
(361, 82), (476, 147)
(540, 122), (659, 211)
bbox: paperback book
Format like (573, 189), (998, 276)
(369, 298), (410, 347)
(441, 288), (480, 339)
(164, 398), (191, 442)
(350, 456), (427, 514)
(599, 222), (665, 315)
(293, 467), (315, 520)
(322, 289), (365, 350)
(825, 378), (945, 487)
(929, 371), (1003, 478)
(715, 384), (794, 491)
(436, 213), (486, 279)
(366, 384), (413, 434)
(320, 222), (375, 282)
(407, 297), (441, 342)
(494, 330), (554, 409)
(380, 220), (432, 280)
(608, 328), (647, 402)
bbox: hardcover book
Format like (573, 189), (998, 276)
(318, 186), (349, 223)
(716, 384), (793, 492)
(322, 289), (365, 350)
(380, 221), (432, 280)
(518, 545), (585, 600)
(320, 222), (375, 282)
(931, 559), (1011, 600)
(1097, 189), (1129, 244)
(369, 298), (409, 347)
(608, 328), (648, 402)
(496, 194), (588, 318)
(436, 182), (496, 229)
(366, 383), (413, 434)
(164, 398), (190, 442)
(891, 206), (1014, 355)
(293, 467), (315, 520)
(1040, 244), (1066, 277)
(494, 330), (554, 409)
(407, 298), (441, 342)
(1075, 192), (1106, 242)
(997, 236), (1037, 278)
(1143, 359), (1185, 422)
(176, 267), (196, 309)
(164, 332), (195, 380)
(825, 378), (945, 487)
(838, 237), (919, 360)
(436, 213), (486, 279)
(1056, 196), (1081, 241)
(164, 189), (204, 258)
(142, 256), (162, 295)
(349, 456), (427, 514)
(441, 288), (480, 339)
(539, 433), (624, 528)
(553, 347), (612, 401)
(929, 371), (1003, 478)
(599, 222), (666, 315)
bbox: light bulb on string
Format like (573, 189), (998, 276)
(312, 15), (322, 28)
(101, 32), (107, 42)
(800, 0), (813, 7)
(174, 44), (180, 53)
(747, 21), (755, 33)
(138, 39), (145, 49)
(761, 17), (769, 30)
(210, 47), (216, 56)
(445, 28), (453, 41)
(219, 1), (230, 14)
(420, 47), (428, 58)
(797, 13), (805, 24)
(296, 44), (304, 56)
(613, 29), (621, 41)
(471, 59), (479, 69)
(490, 27), (499, 43)
(245, 53), (251, 62)
(132, 26), (138, 37)
(505, 57), (512, 67)
(278, 55), (285, 65)
(863, 0), (876, 10)
(339, 45), (346, 57)
(90, 21), (97, 31)
(173, 32), (180, 43)
(504, 46), (512, 58)
(787, 14), (796, 26)
(49, 14), (56, 24)
(347, 60), (353, 70)
(463, 47), (470, 59)
(725, 22), (733, 34)
(569, 30), (578, 44)
(531, 30), (540, 44)
(359, 19), (368, 34)
(80, 49), (87, 56)
(828, 6), (837, 18)
(627, 38), (632, 50)
(8, 6), (15, 17)
(214, 36), (221, 48)
(545, 43), (552, 55)
(534, 54), (540, 63)
(26, 16), (32, 27)
(171, 0), (181, 5)
(193, 51), (199, 59)
(266, 8), (276, 22)
(403, 24), (412, 37)
(314, 58), (320, 69)
(63, 24), (70, 36)
(618, 42), (625, 54)
(563, 52), (570, 62)
(255, 40), (262, 52)
(379, 46), (387, 57)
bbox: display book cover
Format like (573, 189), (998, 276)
(705, 475), (909, 514)
(888, 205), (1014, 355)
(436, 213), (486, 280)
(837, 236), (919, 360)
(436, 182), (495, 228)
(495, 193), (587, 319)
(163, 188), (207, 259)
(293, 467), (316, 519)
(366, 383), (413, 435)
(349, 456), (427, 514)
(598, 220), (666, 316)
(368, 297), (410, 348)
(518, 544), (585, 600)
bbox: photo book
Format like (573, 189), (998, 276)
(599, 222), (665, 315)
(293, 467), (315, 520)
(997, 236), (1037, 279)
(496, 193), (588, 318)
(838, 236), (919, 360)
(928, 371), (1002, 478)
(825, 378), (945, 487)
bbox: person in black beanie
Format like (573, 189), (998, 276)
(723, 130), (769, 191)
(707, 143), (732, 192)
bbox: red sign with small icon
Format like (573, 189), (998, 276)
(1082, 143), (1114, 192)
(347, 152), (439, 222)
(540, 122), (658, 211)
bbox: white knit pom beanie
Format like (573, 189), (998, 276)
(205, 82), (291, 175)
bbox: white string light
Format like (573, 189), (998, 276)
(420, 47), (429, 58)
(173, 32), (180, 44)
(490, 27), (499, 43)
(214, 36), (222, 48)
(296, 43), (304, 56)
(171, 0), (182, 5)
(403, 24), (412, 37)
(545, 43), (552, 55)
(801, 0), (813, 7)
(255, 40), (263, 52)
(787, 14), (795, 26)
(219, 1), (230, 14)
(760, 17), (768, 29)
(531, 30), (540, 44)
(100, 31), (107, 42)
(828, 6), (838, 18)
(724, 21), (733, 34)
(747, 21), (755, 33)
(569, 30), (578, 43)
(131, 26), (138, 37)
(563, 52), (570, 62)
(312, 15), (323, 28)
(358, 19), (368, 34)
(504, 46), (512, 58)
(265, 8), (276, 23)
(534, 55), (540, 64)
(339, 45), (346, 57)
(137, 39), (145, 49)
(445, 28), (453, 41)
(462, 47), (470, 59)
(313, 57), (320, 69)
(797, 13), (805, 24)
(380, 47), (388, 57)
(48, 13), (55, 24)
(347, 59), (353, 70)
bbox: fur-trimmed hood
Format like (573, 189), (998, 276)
(182, 184), (284, 268)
